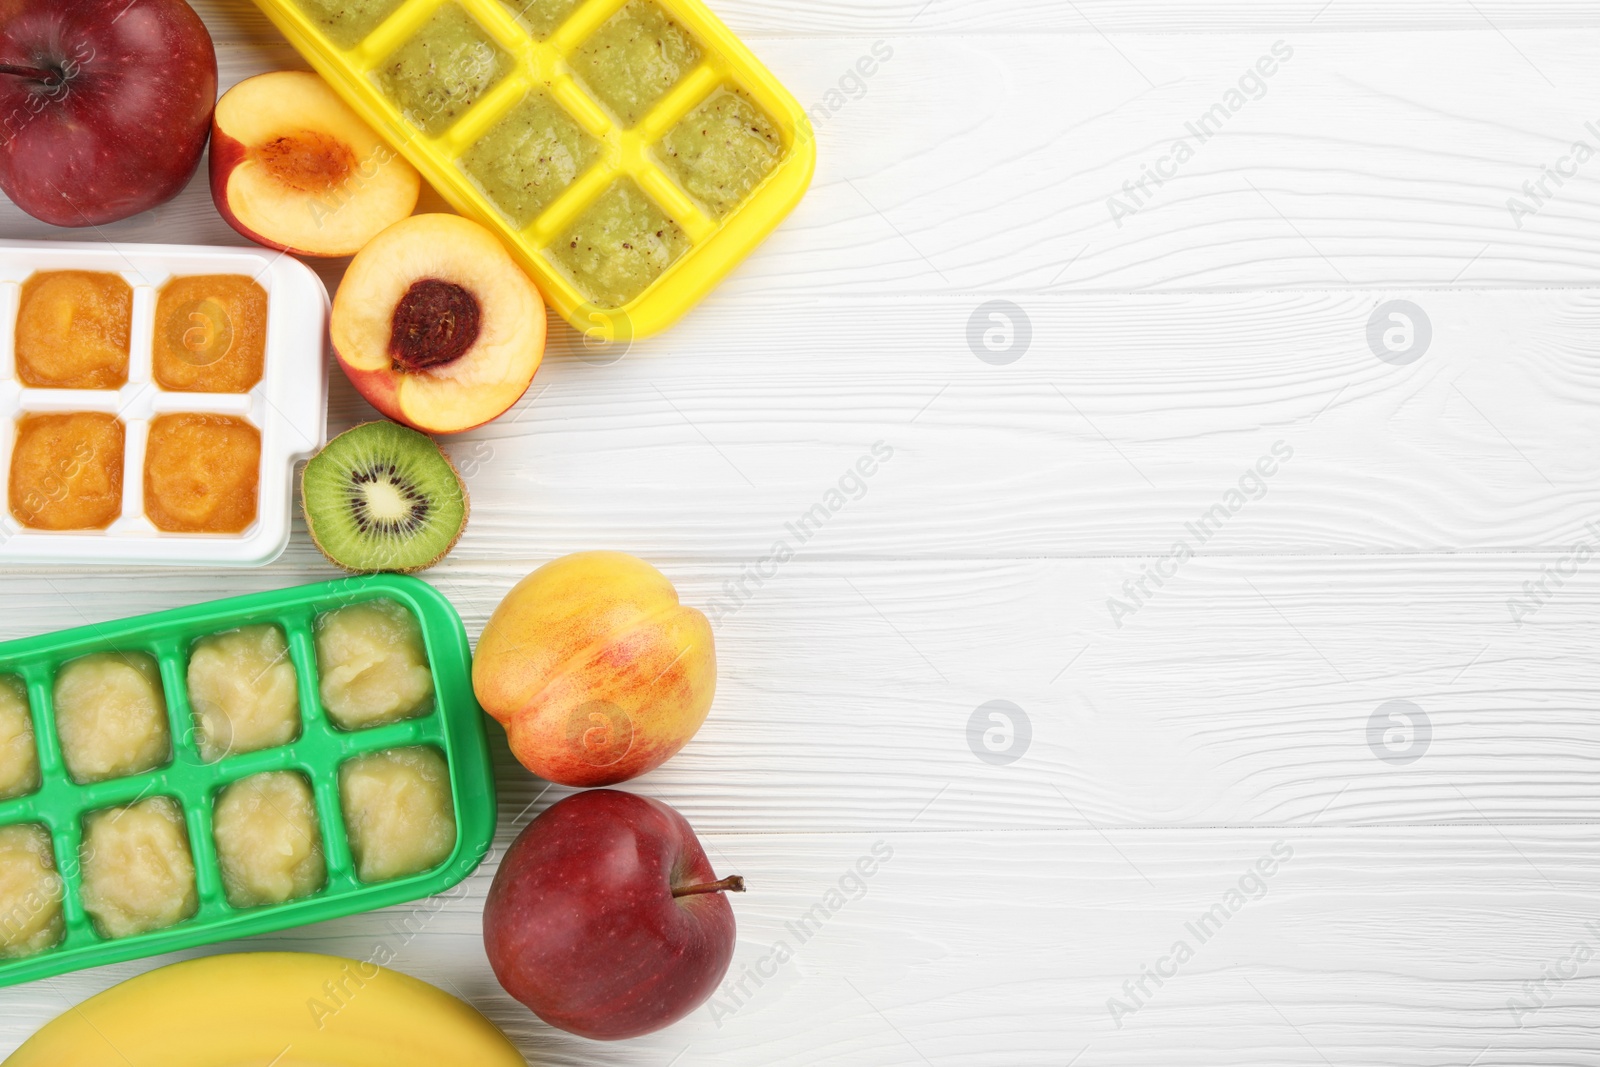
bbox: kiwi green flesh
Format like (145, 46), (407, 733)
(302, 421), (468, 573)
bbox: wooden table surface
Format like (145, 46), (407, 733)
(5, 1), (1600, 1063)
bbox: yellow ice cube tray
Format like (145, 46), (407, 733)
(250, 0), (815, 340)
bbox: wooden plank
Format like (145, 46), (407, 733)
(4, 555), (1600, 831)
(2, 827), (1596, 1064)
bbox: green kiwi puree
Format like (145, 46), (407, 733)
(659, 89), (782, 218)
(461, 93), (601, 228)
(550, 179), (691, 309)
(374, 5), (509, 137)
(496, 0), (585, 39)
(292, 0), (405, 48)
(570, 1), (701, 128)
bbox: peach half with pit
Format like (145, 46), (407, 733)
(331, 214), (546, 435)
(210, 71), (420, 258)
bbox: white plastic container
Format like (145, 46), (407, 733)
(0, 240), (328, 567)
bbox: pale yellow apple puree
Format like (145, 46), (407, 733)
(213, 771), (325, 907)
(187, 625), (300, 762)
(340, 747), (456, 883)
(53, 653), (169, 784)
(79, 797), (198, 939)
(0, 824), (63, 959)
(315, 599), (435, 730)
(0, 678), (39, 801)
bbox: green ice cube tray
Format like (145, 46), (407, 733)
(0, 574), (496, 988)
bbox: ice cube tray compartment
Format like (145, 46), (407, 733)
(0, 575), (495, 988)
(251, 0), (815, 339)
(0, 240), (329, 567)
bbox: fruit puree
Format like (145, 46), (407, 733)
(291, 0), (405, 48)
(0, 824), (62, 959)
(143, 414), (261, 534)
(550, 178), (690, 308)
(14, 271), (132, 390)
(571, 0), (701, 128)
(461, 91), (601, 227)
(497, 0), (584, 38)
(153, 274), (268, 394)
(375, 4), (509, 137)
(53, 652), (170, 785)
(187, 625), (300, 762)
(8, 413), (125, 531)
(213, 771), (325, 907)
(0, 677), (38, 801)
(315, 598), (435, 730)
(79, 797), (197, 939)
(340, 746), (456, 883)
(660, 89), (782, 218)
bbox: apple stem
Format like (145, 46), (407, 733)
(0, 65), (56, 82)
(672, 875), (747, 899)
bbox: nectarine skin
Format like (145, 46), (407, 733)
(473, 552), (717, 787)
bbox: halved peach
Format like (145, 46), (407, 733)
(332, 214), (546, 434)
(210, 71), (421, 258)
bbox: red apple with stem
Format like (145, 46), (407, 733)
(483, 789), (744, 1041)
(0, 0), (217, 227)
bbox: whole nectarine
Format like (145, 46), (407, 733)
(473, 552), (716, 787)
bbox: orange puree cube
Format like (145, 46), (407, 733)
(144, 415), (261, 534)
(153, 275), (268, 394)
(9, 413), (126, 530)
(15, 271), (132, 390)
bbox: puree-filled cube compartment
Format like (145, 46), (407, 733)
(14, 270), (132, 390)
(144, 414), (262, 535)
(549, 178), (692, 310)
(374, 3), (510, 137)
(152, 274), (268, 394)
(213, 771), (326, 908)
(316, 598), (436, 730)
(460, 90), (603, 228)
(570, 0), (702, 129)
(291, 0), (407, 48)
(9, 413), (126, 532)
(187, 625), (300, 762)
(0, 677), (39, 802)
(340, 746), (457, 884)
(79, 797), (198, 939)
(53, 652), (170, 785)
(658, 88), (783, 219)
(496, 0), (585, 38)
(0, 824), (63, 959)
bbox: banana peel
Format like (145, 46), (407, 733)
(3, 951), (527, 1066)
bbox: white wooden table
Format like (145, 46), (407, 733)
(6, 1), (1600, 1062)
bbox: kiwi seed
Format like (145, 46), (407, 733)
(301, 421), (469, 573)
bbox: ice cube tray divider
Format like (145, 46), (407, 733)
(0, 240), (330, 567)
(0, 574), (496, 988)
(250, 0), (815, 339)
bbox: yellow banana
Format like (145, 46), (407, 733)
(3, 951), (527, 1066)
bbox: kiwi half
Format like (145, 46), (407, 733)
(302, 421), (469, 573)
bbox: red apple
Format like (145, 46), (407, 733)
(0, 0), (217, 227)
(483, 790), (743, 1041)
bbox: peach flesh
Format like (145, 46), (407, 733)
(256, 130), (358, 195)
